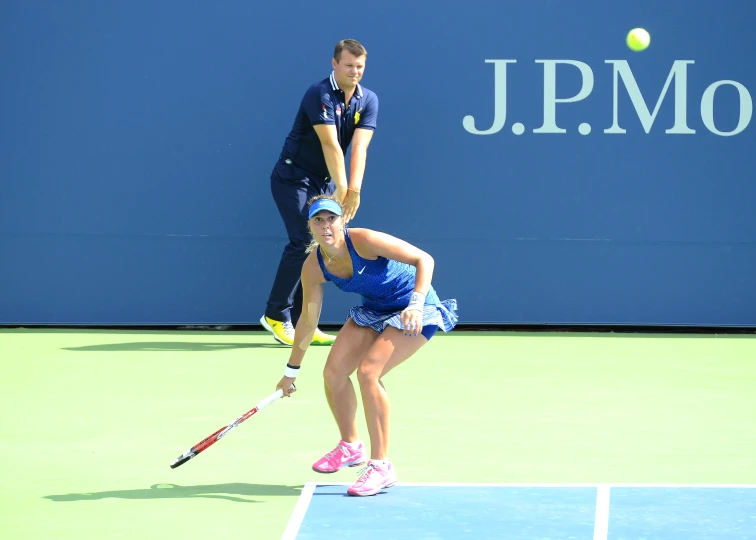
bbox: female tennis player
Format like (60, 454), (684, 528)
(274, 195), (458, 497)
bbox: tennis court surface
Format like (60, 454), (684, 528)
(286, 483), (756, 539)
(1, 328), (754, 539)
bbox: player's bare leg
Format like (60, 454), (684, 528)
(357, 327), (429, 460)
(322, 319), (379, 442)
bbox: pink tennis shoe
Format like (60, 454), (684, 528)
(312, 441), (366, 473)
(347, 461), (397, 497)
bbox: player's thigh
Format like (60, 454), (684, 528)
(324, 319), (380, 378)
(359, 326), (430, 380)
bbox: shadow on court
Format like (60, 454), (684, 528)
(62, 342), (284, 352)
(43, 483), (303, 503)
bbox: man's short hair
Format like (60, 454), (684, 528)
(334, 39), (367, 62)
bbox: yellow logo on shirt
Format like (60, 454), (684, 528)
(355, 108), (362, 125)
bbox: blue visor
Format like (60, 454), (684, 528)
(308, 199), (343, 219)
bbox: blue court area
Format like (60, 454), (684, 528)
(284, 484), (756, 539)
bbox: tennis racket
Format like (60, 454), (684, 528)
(170, 386), (292, 469)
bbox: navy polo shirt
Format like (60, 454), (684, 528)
(279, 72), (378, 185)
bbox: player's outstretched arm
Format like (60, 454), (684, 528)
(276, 253), (326, 396)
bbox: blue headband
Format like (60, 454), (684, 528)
(308, 199), (343, 219)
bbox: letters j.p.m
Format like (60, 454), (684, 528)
(463, 60), (752, 136)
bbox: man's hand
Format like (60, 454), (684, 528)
(342, 189), (361, 223)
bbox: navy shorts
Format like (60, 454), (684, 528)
(421, 324), (439, 341)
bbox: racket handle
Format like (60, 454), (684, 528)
(257, 388), (284, 411)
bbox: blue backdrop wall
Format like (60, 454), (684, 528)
(1, 0), (754, 326)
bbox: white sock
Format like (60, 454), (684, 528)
(370, 459), (390, 468)
(341, 440), (362, 449)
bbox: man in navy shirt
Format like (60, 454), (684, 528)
(261, 39), (378, 346)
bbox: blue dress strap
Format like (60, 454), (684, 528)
(343, 229), (356, 255)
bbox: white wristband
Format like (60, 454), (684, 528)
(407, 291), (425, 312)
(284, 364), (300, 378)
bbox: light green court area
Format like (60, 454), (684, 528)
(0, 329), (754, 539)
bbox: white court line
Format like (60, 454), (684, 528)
(291, 482), (756, 488)
(281, 482), (317, 540)
(282, 482), (756, 539)
(593, 485), (611, 540)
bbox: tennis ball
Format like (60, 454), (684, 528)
(626, 28), (650, 51)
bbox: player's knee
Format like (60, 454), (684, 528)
(322, 362), (338, 384)
(323, 360), (350, 386)
(356, 359), (381, 387)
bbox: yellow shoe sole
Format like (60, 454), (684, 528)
(259, 316), (293, 346)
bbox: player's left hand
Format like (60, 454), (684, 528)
(342, 190), (360, 223)
(400, 308), (423, 337)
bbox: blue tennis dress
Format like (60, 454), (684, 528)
(316, 229), (458, 333)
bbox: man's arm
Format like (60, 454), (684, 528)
(340, 128), (374, 222)
(347, 128), (374, 193)
(313, 124), (348, 203)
